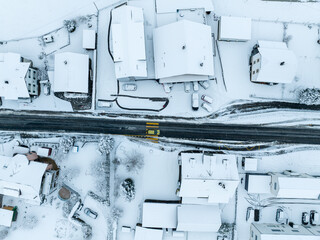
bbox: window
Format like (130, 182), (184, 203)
(256, 69), (259, 73)
(253, 71), (255, 75)
(257, 59), (260, 63)
(255, 235), (257, 240)
(253, 60), (256, 64)
(274, 182), (277, 190)
(271, 229), (281, 232)
(292, 230), (299, 232)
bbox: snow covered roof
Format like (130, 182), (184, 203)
(177, 205), (221, 232)
(0, 208), (14, 227)
(153, 20), (214, 83)
(270, 172), (320, 199)
(142, 202), (178, 229)
(53, 52), (89, 93)
(111, 5), (147, 79)
(0, 154), (48, 205)
(252, 223), (320, 240)
(218, 16), (252, 41)
(155, 0), (214, 13)
(0, 52), (30, 100)
(178, 153), (239, 203)
(134, 226), (163, 240)
(254, 40), (297, 84)
(245, 174), (271, 194)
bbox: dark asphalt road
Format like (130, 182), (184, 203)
(0, 113), (319, 144)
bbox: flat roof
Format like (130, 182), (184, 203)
(142, 202), (178, 229)
(219, 16), (251, 41)
(134, 226), (163, 240)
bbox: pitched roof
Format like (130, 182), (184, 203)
(254, 40), (297, 84)
(0, 53), (30, 100)
(53, 52), (89, 93)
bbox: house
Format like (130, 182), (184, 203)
(0, 52), (39, 100)
(218, 16), (252, 41)
(0, 154), (55, 205)
(111, 5), (147, 80)
(53, 52), (89, 94)
(177, 153), (239, 204)
(270, 171), (320, 199)
(250, 40), (297, 84)
(176, 204), (221, 232)
(153, 20), (214, 83)
(250, 223), (320, 240)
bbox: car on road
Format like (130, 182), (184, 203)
(302, 212), (309, 225)
(146, 129), (160, 135)
(84, 208), (98, 219)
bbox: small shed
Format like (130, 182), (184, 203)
(153, 20), (214, 83)
(0, 208), (14, 227)
(134, 226), (163, 240)
(245, 174), (271, 194)
(218, 16), (251, 41)
(53, 52), (89, 93)
(82, 30), (96, 50)
(177, 205), (221, 232)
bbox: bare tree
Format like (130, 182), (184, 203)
(122, 150), (144, 173)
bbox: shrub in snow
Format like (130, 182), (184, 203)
(22, 215), (39, 229)
(298, 88), (320, 105)
(120, 178), (135, 202)
(82, 224), (92, 239)
(98, 137), (114, 155)
(123, 150), (144, 173)
(110, 207), (123, 221)
(60, 137), (75, 153)
(63, 19), (77, 33)
(0, 228), (8, 240)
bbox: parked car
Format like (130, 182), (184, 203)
(192, 93), (199, 111)
(146, 129), (160, 135)
(43, 84), (50, 96)
(193, 81), (199, 92)
(202, 102), (212, 112)
(310, 210), (319, 226)
(199, 81), (210, 89)
(184, 82), (191, 93)
(122, 83), (137, 91)
(201, 94), (213, 104)
(276, 209), (284, 223)
(84, 208), (98, 219)
(246, 207), (254, 221)
(302, 212), (309, 225)
(162, 83), (172, 93)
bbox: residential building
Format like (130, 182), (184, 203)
(153, 20), (214, 83)
(250, 40), (297, 84)
(250, 223), (320, 240)
(111, 5), (147, 80)
(53, 52), (89, 94)
(218, 16), (252, 41)
(177, 153), (239, 204)
(270, 171), (320, 199)
(0, 52), (39, 100)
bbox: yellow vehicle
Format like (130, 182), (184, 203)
(146, 129), (160, 135)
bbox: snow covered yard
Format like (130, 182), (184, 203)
(0, 135), (113, 240)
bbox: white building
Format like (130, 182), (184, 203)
(270, 172), (320, 199)
(111, 5), (147, 80)
(153, 20), (214, 83)
(250, 40), (297, 84)
(250, 223), (320, 240)
(178, 153), (239, 204)
(176, 204), (221, 232)
(0, 52), (38, 100)
(53, 52), (89, 93)
(218, 16), (252, 41)
(0, 154), (48, 205)
(155, 0), (214, 14)
(134, 226), (163, 240)
(245, 174), (272, 194)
